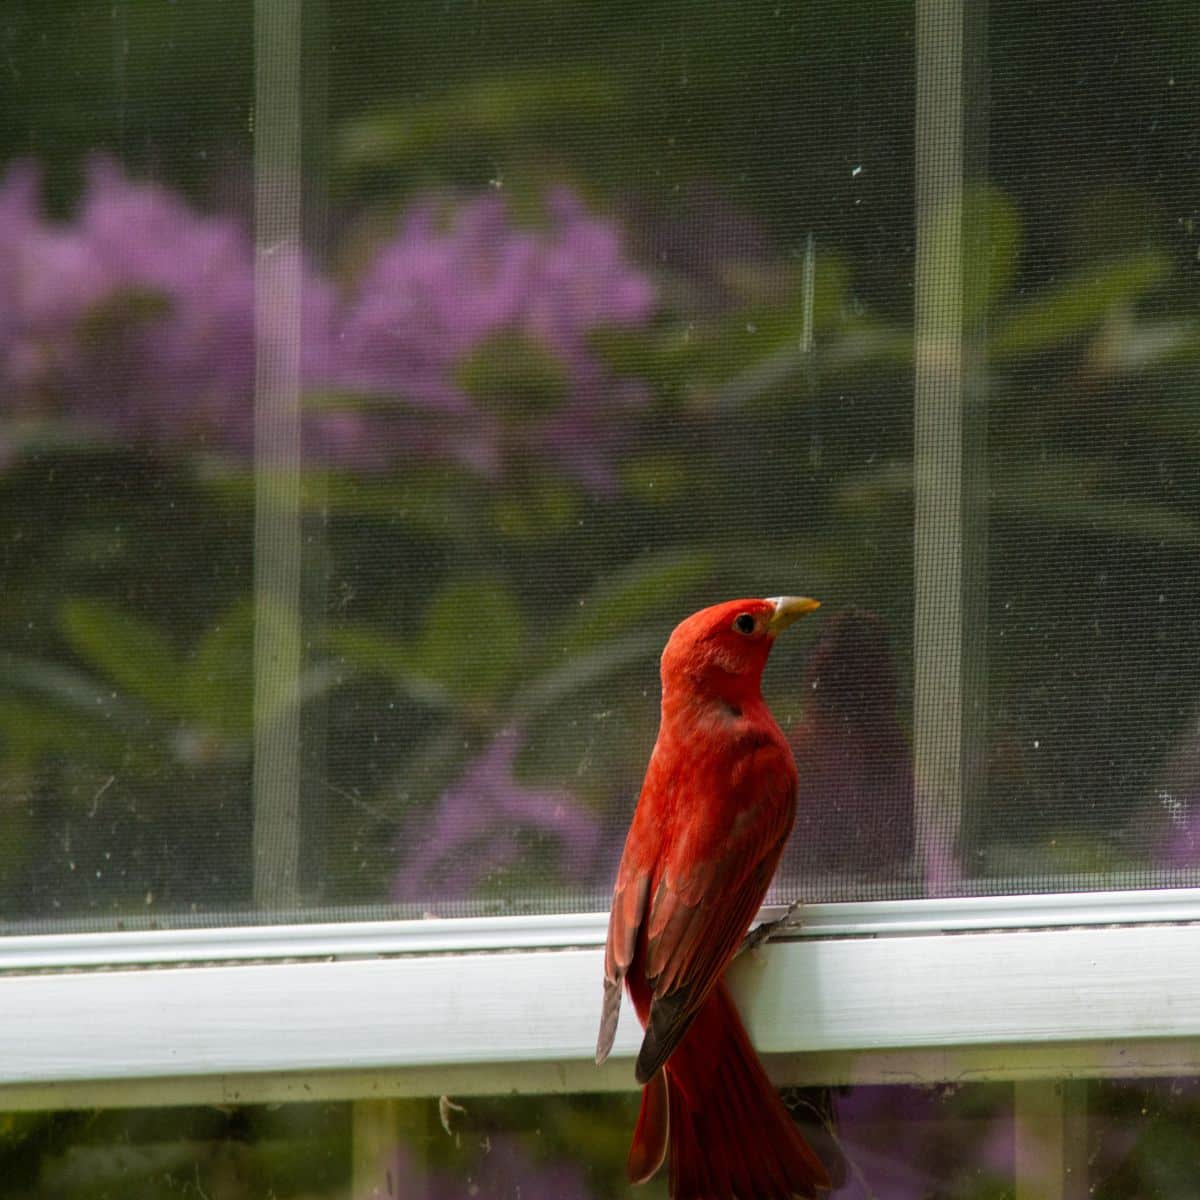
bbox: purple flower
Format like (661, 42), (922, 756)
(392, 726), (602, 907)
(0, 156), (334, 457)
(67, 156), (262, 448)
(1150, 707), (1200, 870)
(832, 1085), (1010, 1198)
(1, 160), (654, 486)
(1160, 807), (1200, 869)
(331, 188), (656, 490)
(0, 160), (100, 404)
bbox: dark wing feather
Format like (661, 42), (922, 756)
(596, 867), (651, 1064)
(635, 853), (778, 1082)
(635, 741), (795, 1083)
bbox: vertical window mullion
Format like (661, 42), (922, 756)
(1014, 1079), (1089, 1200)
(913, 0), (988, 895)
(252, 0), (305, 910)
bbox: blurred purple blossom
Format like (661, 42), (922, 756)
(0, 155), (334, 454)
(1160, 807), (1200, 870)
(392, 726), (603, 907)
(1, 159), (654, 489)
(1151, 706), (1200, 870)
(0, 160), (97, 421)
(832, 1085), (1009, 1198)
(331, 187), (656, 490)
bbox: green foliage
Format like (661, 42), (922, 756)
(59, 599), (182, 715)
(592, 254), (853, 408)
(338, 67), (624, 171)
(991, 252), (1172, 360)
(330, 576), (523, 707)
(325, 624), (453, 709)
(0, 693), (136, 773)
(557, 547), (715, 654)
(491, 479), (583, 539)
(59, 597), (259, 735)
(413, 576), (525, 703)
(963, 183), (1023, 323)
(182, 599), (257, 736)
(457, 333), (572, 416)
(995, 470), (1200, 548)
(2, 0), (1200, 1192)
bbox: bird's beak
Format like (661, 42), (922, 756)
(765, 595), (820, 634)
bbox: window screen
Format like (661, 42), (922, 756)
(0, 0), (1196, 932)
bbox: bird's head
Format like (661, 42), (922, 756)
(661, 595), (820, 708)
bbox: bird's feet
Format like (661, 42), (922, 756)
(740, 899), (804, 954)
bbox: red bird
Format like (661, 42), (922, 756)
(596, 596), (830, 1199)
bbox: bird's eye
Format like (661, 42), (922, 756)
(732, 613), (756, 635)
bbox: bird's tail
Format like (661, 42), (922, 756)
(627, 980), (830, 1199)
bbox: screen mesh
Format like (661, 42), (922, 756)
(0, 0), (1197, 931)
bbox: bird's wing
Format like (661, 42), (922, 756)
(635, 740), (796, 1083)
(595, 826), (654, 1065)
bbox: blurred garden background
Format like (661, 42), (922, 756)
(3, 0), (1198, 931)
(1, 0), (1199, 1193)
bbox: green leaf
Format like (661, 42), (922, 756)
(691, 257), (855, 402)
(490, 480), (581, 540)
(619, 453), (691, 504)
(413, 577), (524, 702)
(557, 547), (715, 654)
(338, 67), (622, 168)
(328, 578), (525, 707)
(75, 286), (173, 348)
(180, 600), (256, 735)
(999, 493), (1200, 548)
(994, 465), (1200, 547)
(325, 625), (451, 709)
(918, 182), (1024, 328)
(990, 252), (1172, 360)
(59, 598), (182, 714)
(0, 695), (155, 774)
(962, 183), (1022, 323)
(301, 389), (431, 414)
(511, 628), (662, 723)
(2, 652), (137, 718)
(456, 333), (570, 416)
(591, 253), (854, 406)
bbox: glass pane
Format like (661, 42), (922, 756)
(10, 1079), (1200, 1196)
(1088, 1077), (1200, 1197)
(0, 1102), (349, 1199)
(1, 0), (1196, 932)
(0, 1087), (1014, 1198)
(966, 3), (1200, 894)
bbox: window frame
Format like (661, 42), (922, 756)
(4, 12), (1198, 1200)
(3, 889), (1199, 1114)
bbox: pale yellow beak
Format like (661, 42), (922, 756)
(765, 595), (821, 634)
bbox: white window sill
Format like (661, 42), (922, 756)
(2, 888), (1199, 1111)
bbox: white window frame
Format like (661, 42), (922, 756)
(3, 888), (1199, 1115)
